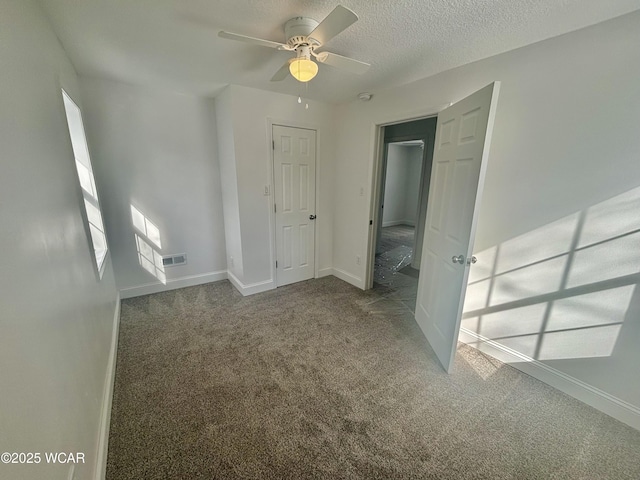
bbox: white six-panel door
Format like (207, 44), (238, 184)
(273, 125), (317, 287)
(415, 82), (500, 372)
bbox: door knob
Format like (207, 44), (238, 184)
(467, 256), (477, 265)
(309, 215), (316, 220)
(452, 255), (464, 264)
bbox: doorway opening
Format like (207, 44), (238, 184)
(370, 117), (437, 312)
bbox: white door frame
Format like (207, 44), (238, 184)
(267, 118), (321, 286)
(364, 104), (450, 289)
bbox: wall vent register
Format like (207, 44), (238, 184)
(162, 254), (187, 267)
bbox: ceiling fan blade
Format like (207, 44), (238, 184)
(218, 31), (287, 49)
(271, 60), (293, 82)
(316, 51), (370, 75)
(308, 5), (358, 46)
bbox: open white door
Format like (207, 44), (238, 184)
(415, 82), (500, 372)
(273, 125), (317, 287)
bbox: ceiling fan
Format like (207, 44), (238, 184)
(218, 5), (370, 83)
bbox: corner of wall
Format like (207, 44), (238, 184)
(214, 88), (244, 283)
(227, 270), (275, 296)
(331, 268), (365, 290)
(94, 294), (121, 480)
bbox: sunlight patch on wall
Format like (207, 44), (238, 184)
(131, 205), (162, 249)
(491, 255), (567, 305)
(462, 186), (640, 362)
(462, 303), (548, 358)
(538, 286), (632, 360)
(135, 234), (166, 284)
(131, 205), (166, 284)
(567, 231), (640, 288)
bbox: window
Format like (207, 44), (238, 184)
(61, 89), (108, 277)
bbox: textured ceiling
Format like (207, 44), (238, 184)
(38, 0), (640, 103)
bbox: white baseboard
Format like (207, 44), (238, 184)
(227, 271), (275, 296)
(95, 295), (121, 480)
(119, 270), (228, 299)
(227, 268), (361, 293)
(317, 267), (334, 278)
(332, 267), (364, 289)
(459, 327), (640, 431)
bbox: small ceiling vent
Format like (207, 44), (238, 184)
(162, 253), (187, 267)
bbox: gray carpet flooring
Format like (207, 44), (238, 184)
(107, 276), (640, 479)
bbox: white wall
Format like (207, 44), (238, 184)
(222, 85), (335, 292)
(332, 11), (640, 427)
(80, 79), (336, 298)
(382, 145), (423, 227)
(405, 146), (423, 224)
(215, 87), (244, 282)
(0, 1), (119, 478)
(382, 145), (408, 226)
(79, 77), (228, 298)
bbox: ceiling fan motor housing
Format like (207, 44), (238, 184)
(284, 17), (320, 47)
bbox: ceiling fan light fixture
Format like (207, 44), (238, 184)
(220, 6), (369, 84)
(289, 57), (318, 82)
